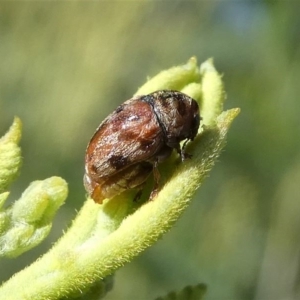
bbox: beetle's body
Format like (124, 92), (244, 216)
(84, 90), (200, 204)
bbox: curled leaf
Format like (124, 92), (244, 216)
(0, 58), (240, 300)
(135, 57), (200, 95)
(0, 177), (68, 258)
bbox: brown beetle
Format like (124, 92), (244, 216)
(84, 90), (200, 204)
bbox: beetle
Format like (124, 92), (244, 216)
(84, 90), (200, 204)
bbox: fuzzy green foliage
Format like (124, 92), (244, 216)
(0, 58), (239, 300)
(0, 119), (68, 258)
(0, 177), (68, 258)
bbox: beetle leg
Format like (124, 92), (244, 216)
(149, 160), (160, 200)
(175, 140), (192, 161)
(133, 189), (143, 202)
(133, 183), (146, 202)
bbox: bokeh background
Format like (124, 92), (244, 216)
(1, 1), (300, 299)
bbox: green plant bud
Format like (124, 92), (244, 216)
(0, 222), (52, 258)
(12, 177), (68, 224)
(0, 223), (34, 257)
(135, 57), (201, 95)
(200, 59), (225, 126)
(180, 82), (202, 104)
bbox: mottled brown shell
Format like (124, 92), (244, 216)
(84, 90), (200, 203)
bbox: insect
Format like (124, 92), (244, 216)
(84, 90), (200, 204)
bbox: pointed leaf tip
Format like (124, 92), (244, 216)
(0, 117), (22, 145)
(0, 118), (23, 193)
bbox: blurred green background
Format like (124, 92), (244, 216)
(0, 1), (300, 299)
